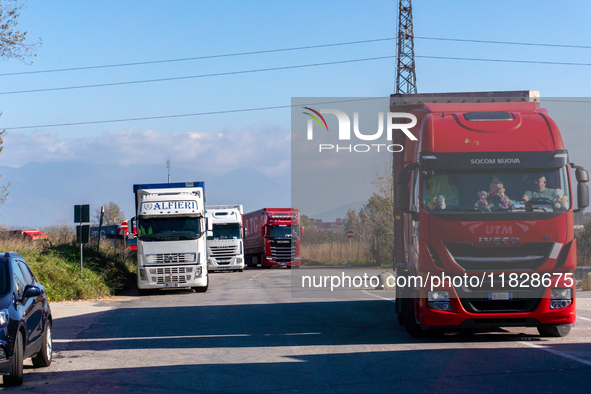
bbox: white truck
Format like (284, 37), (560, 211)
(205, 205), (245, 272)
(131, 182), (209, 294)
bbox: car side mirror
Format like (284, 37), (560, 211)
(23, 285), (41, 299)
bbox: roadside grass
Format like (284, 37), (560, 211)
(301, 242), (391, 267)
(0, 239), (136, 302)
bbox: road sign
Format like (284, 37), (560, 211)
(346, 230), (354, 239)
(120, 221), (128, 232)
(74, 204), (90, 223)
(76, 225), (90, 244)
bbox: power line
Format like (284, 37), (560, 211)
(1, 98), (387, 130)
(1, 36), (589, 78)
(3, 97), (591, 131)
(5, 53), (591, 97)
(0, 37), (397, 77)
(0, 55), (397, 96)
(416, 55), (591, 66)
(415, 36), (591, 49)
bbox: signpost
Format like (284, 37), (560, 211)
(120, 221), (128, 250)
(346, 230), (354, 262)
(75, 204), (90, 272)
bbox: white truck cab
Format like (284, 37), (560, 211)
(205, 205), (245, 272)
(132, 182), (209, 293)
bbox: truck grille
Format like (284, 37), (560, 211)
(209, 245), (237, 259)
(270, 241), (296, 262)
(455, 277), (544, 313)
(444, 242), (553, 271)
(146, 253), (195, 265)
(155, 275), (190, 285)
(149, 267), (193, 275)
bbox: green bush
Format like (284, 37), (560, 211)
(0, 239), (136, 302)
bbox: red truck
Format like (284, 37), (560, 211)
(10, 229), (50, 243)
(392, 91), (590, 338)
(243, 208), (303, 268)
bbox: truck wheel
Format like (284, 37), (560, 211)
(260, 254), (267, 268)
(138, 288), (153, 296)
(193, 275), (209, 293)
(32, 321), (52, 367)
(238, 269), (244, 272)
(401, 296), (427, 338)
(4, 331), (24, 386)
(537, 325), (571, 337)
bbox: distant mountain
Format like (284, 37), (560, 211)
(0, 163), (289, 228)
(307, 201), (366, 222)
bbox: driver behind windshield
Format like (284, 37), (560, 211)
(522, 175), (554, 202)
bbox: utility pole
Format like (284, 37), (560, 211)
(395, 0), (417, 94)
(167, 159), (171, 183)
(393, 0), (417, 270)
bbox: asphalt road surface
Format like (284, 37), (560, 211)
(6, 267), (591, 393)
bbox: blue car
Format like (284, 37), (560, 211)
(0, 252), (52, 386)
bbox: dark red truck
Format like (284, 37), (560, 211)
(392, 91), (590, 337)
(243, 208), (303, 268)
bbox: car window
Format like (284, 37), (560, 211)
(11, 260), (26, 298)
(18, 261), (34, 285)
(0, 260), (8, 295)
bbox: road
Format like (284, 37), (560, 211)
(6, 267), (591, 393)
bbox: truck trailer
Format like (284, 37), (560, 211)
(131, 182), (209, 294)
(243, 208), (303, 268)
(392, 91), (589, 337)
(205, 205), (245, 272)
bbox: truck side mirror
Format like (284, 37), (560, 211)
(207, 219), (213, 231)
(576, 167), (590, 183)
(396, 185), (410, 211)
(260, 226), (265, 237)
(577, 183), (589, 211)
(396, 169), (411, 184)
(301, 226), (305, 237)
(243, 227), (248, 238)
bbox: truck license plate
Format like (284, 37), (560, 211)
(279, 262), (287, 266)
(165, 283), (179, 287)
(489, 292), (511, 300)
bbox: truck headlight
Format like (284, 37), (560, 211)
(428, 291), (449, 301)
(236, 257), (243, 263)
(551, 288), (571, 300)
(139, 268), (147, 281)
(0, 310), (8, 327)
(550, 288), (572, 309)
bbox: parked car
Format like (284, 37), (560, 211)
(0, 252), (52, 386)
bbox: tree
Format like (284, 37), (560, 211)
(94, 202), (126, 225)
(1, 0), (40, 62)
(0, 1), (40, 205)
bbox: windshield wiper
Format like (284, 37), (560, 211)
(441, 208), (483, 213)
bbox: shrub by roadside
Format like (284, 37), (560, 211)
(0, 239), (136, 302)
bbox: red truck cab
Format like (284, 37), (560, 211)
(243, 208), (303, 268)
(392, 91), (590, 338)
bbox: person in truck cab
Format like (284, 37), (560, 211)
(522, 175), (554, 201)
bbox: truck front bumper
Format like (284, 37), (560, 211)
(137, 265), (207, 289)
(208, 256), (245, 271)
(417, 286), (576, 329)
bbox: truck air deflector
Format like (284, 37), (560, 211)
(419, 151), (568, 170)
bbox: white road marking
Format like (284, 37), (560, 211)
(54, 334), (250, 343)
(361, 290), (396, 303)
(521, 341), (591, 367)
(577, 316), (591, 322)
(249, 271), (267, 280)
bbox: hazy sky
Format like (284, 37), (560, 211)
(1, 1), (591, 220)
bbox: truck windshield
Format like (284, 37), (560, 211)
(138, 217), (202, 241)
(269, 225), (300, 238)
(208, 223), (242, 240)
(422, 167), (570, 214)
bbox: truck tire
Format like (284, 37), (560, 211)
(260, 254), (267, 268)
(537, 325), (571, 337)
(32, 321), (52, 367)
(4, 331), (24, 386)
(193, 275), (209, 293)
(138, 288), (153, 296)
(401, 296), (428, 338)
